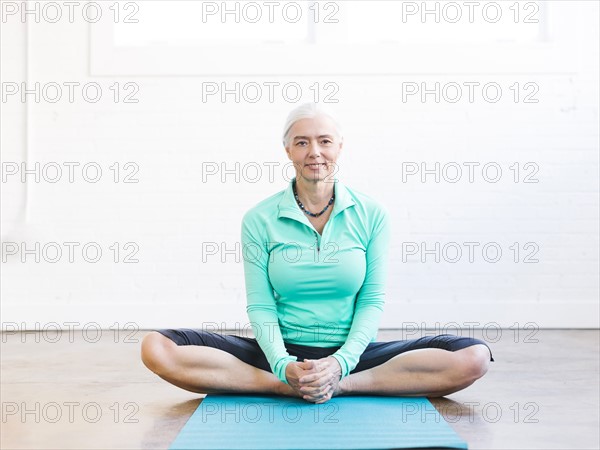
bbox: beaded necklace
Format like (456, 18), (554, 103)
(292, 179), (335, 218)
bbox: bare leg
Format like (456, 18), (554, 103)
(141, 332), (300, 397)
(337, 344), (492, 398)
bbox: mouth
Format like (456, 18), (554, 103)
(305, 163), (327, 167)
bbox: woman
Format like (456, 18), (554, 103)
(141, 102), (494, 405)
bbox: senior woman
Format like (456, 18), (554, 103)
(141, 102), (494, 404)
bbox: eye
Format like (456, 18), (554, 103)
(322, 139), (333, 145)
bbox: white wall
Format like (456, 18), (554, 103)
(1, 1), (598, 330)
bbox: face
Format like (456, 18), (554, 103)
(284, 114), (343, 184)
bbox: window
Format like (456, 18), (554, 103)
(113, 1), (311, 46)
(91, 1), (579, 76)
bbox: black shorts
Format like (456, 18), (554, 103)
(154, 329), (495, 375)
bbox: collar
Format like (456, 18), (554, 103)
(277, 176), (356, 222)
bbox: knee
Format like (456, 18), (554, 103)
(460, 344), (491, 382)
(141, 331), (176, 376)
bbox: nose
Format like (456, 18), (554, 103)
(308, 140), (322, 156)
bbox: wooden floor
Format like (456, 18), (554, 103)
(1, 329), (598, 449)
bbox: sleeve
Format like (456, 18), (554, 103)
(330, 206), (391, 380)
(241, 212), (298, 385)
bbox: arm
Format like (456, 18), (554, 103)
(241, 213), (298, 385)
(330, 207), (391, 380)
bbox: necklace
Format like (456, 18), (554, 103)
(293, 179), (335, 218)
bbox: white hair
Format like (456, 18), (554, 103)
(281, 102), (343, 147)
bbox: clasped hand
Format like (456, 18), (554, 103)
(285, 356), (342, 404)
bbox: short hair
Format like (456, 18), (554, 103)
(282, 102), (343, 147)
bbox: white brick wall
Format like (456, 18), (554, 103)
(1, 2), (598, 329)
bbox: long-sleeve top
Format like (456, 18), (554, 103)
(241, 176), (391, 385)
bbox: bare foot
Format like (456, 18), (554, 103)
(278, 376), (349, 401)
(332, 376), (350, 397)
(278, 382), (303, 398)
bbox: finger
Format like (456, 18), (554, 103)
(299, 371), (330, 389)
(314, 391), (331, 404)
(303, 385), (332, 402)
(306, 359), (322, 371)
(299, 360), (329, 383)
(299, 372), (319, 384)
(297, 359), (315, 371)
(315, 392), (332, 404)
(301, 382), (329, 397)
(300, 368), (334, 386)
(304, 359), (321, 370)
(300, 375), (333, 396)
(320, 386), (334, 401)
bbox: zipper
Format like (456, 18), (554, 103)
(278, 207), (328, 256)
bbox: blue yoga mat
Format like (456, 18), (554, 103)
(170, 394), (468, 450)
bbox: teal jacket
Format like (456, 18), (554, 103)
(241, 176), (391, 384)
